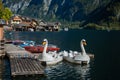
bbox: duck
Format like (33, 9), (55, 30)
(62, 39), (90, 65)
(38, 39), (63, 65)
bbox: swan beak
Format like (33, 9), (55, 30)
(83, 41), (87, 46)
(42, 41), (46, 45)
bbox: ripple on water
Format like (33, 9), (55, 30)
(44, 61), (92, 80)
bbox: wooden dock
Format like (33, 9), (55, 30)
(5, 44), (44, 76)
(10, 58), (44, 76)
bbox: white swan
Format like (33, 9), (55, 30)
(38, 39), (63, 65)
(62, 39), (90, 64)
(74, 39), (90, 64)
(41, 39), (54, 61)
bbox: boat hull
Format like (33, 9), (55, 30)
(46, 57), (63, 65)
(12, 40), (24, 45)
(24, 46), (60, 53)
(40, 57), (63, 66)
(63, 57), (88, 65)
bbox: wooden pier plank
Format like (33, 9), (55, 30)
(10, 58), (44, 76)
(5, 44), (44, 76)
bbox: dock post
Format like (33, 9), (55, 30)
(0, 58), (3, 80)
(0, 19), (6, 58)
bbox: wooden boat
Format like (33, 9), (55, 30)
(24, 44), (60, 53)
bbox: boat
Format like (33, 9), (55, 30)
(19, 40), (35, 48)
(61, 39), (90, 65)
(64, 27), (69, 31)
(37, 39), (63, 65)
(24, 44), (60, 53)
(12, 40), (24, 45)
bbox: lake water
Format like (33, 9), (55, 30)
(3, 29), (120, 80)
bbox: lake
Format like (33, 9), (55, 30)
(3, 29), (120, 80)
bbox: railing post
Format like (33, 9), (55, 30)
(0, 19), (6, 58)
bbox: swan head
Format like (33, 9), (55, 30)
(42, 39), (48, 46)
(81, 39), (87, 46)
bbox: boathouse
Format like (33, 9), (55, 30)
(10, 15), (38, 31)
(38, 21), (61, 31)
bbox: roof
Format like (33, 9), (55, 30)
(19, 23), (30, 27)
(14, 23), (30, 28)
(12, 16), (22, 21)
(0, 19), (6, 25)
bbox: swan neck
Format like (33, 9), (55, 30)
(81, 43), (86, 55)
(43, 43), (48, 54)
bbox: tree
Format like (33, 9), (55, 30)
(0, 0), (4, 18)
(1, 8), (12, 20)
(0, 0), (12, 20)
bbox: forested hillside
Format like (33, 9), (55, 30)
(2, 0), (120, 30)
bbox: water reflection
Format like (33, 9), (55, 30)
(0, 59), (3, 80)
(2, 58), (11, 80)
(75, 65), (90, 80)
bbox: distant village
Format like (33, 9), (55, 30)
(1, 15), (61, 32)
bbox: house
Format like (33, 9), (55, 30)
(10, 15), (61, 31)
(10, 16), (22, 24)
(10, 15), (38, 31)
(37, 21), (61, 31)
(0, 19), (13, 31)
(13, 22), (30, 31)
(0, 19), (6, 25)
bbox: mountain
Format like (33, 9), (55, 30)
(2, 0), (120, 29)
